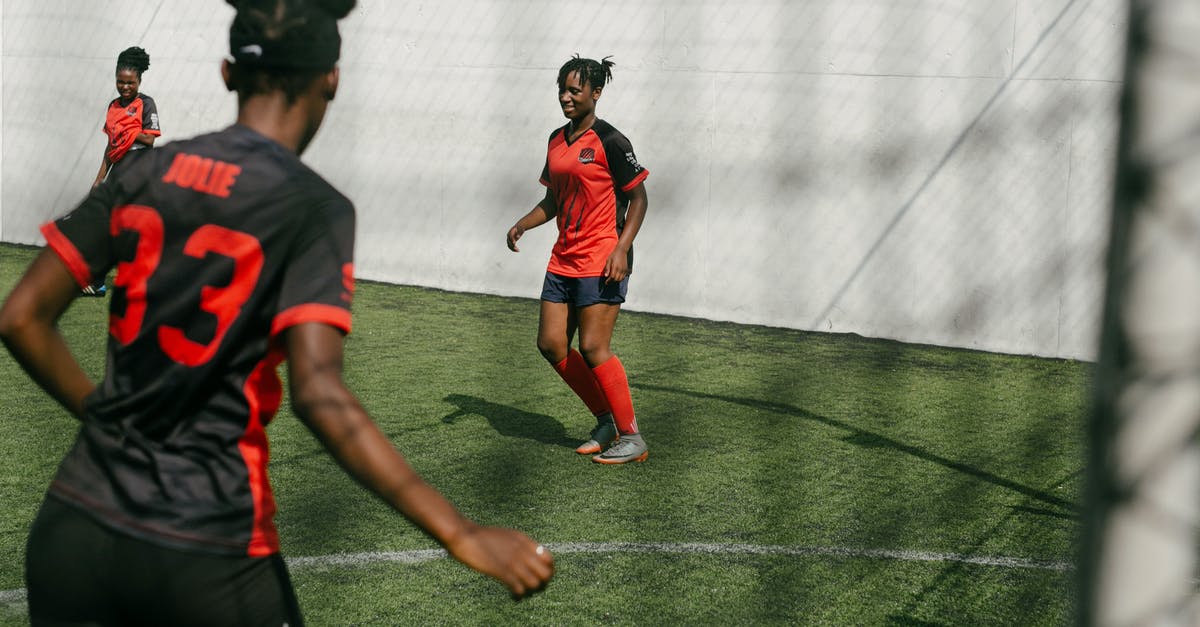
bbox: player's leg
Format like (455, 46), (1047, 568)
(576, 277), (646, 464)
(129, 546), (304, 627)
(539, 273), (616, 452)
(537, 272), (573, 364)
(25, 497), (119, 626)
(27, 496), (303, 627)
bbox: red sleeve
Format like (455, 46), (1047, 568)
(620, 168), (649, 193)
(38, 186), (117, 287)
(40, 222), (93, 287)
(270, 190), (356, 338)
(272, 303), (352, 336)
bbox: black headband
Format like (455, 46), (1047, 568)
(229, 6), (341, 70)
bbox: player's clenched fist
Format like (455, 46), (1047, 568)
(446, 523), (555, 600)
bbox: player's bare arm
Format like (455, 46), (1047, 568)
(604, 181), (647, 283)
(0, 249), (97, 418)
(507, 188), (558, 252)
(94, 151), (112, 187)
(284, 322), (555, 599)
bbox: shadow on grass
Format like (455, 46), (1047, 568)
(632, 382), (1079, 514)
(440, 393), (577, 449)
(886, 617), (951, 627)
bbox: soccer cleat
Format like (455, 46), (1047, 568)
(575, 416), (618, 455)
(592, 433), (648, 464)
(81, 283), (107, 297)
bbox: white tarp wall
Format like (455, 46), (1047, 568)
(1, 1), (1125, 360)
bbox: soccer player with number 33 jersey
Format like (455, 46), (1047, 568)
(0, 1), (553, 624)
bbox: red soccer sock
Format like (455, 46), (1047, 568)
(591, 355), (638, 435)
(552, 349), (611, 417)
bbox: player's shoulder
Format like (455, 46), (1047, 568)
(547, 124), (568, 144)
(279, 154), (355, 218)
(157, 126), (352, 208)
(152, 127), (229, 162)
(137, 93), (157, 106)
(593, 119), (632, 145)
(300, 172), (353, 214)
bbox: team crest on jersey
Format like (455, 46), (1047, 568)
(578, 148), (595, 164)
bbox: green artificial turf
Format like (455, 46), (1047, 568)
(0, 243), (1089, 625)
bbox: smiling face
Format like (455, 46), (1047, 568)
(558, 70), (601, 122)
(116, 68), (141, 102)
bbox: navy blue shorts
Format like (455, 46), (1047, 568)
(541, 272), (627, 306)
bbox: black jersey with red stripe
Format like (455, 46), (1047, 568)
(40, 124), (355, 557)
(539, 119), (648, 277)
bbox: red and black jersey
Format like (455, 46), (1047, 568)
(40, 124), (355, 557)
(539, 119), (648, 277)
(104, 93), (161, 164)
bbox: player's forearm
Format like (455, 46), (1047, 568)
(516, 202), (555, 231)
(134, 133), (156, 147)
(614, 193), (647, 253)
(95, 155), (111, 183)
(0, 251), (96, 418)
(293, 385), (472, 546)
(0, 314), (94, 419)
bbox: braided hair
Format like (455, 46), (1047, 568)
(116, 46), (150, 78)
(224, 0), (356, 102)
(557, 55), (614, 91)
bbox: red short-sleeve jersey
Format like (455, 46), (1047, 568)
(539, 119), (648, 277)
(103, 93), (161, 163)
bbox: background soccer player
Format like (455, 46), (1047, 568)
(84, 45), (161, 296)
(506, 55), (651, 464)
(93, 45), (160, 188)
(0, 1), (552, 624)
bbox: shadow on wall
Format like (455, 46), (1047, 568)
(748, 0), (1101, 359)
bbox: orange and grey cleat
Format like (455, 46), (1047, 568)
(592, 433), (648, 464)
(575, 415), (617, 455)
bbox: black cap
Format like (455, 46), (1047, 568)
(228, 1), (343, 70)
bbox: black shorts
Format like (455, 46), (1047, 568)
(540, 272), (628, 306)
(25, 496), (304, 627)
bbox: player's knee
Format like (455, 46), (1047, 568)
(577, 342), (611, 367)
(536, 338), (566, 363)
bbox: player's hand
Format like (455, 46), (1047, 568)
(603, 250), (629, 284)
(445, 523), (554, 600)
(506, 225), (525, 252)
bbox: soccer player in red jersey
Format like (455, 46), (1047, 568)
(83, 46), (162, 297)
(0, 1), (552, 624)
(506, 55), (651, 464)
(93, 46), (161, 189)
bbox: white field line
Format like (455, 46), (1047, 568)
(0, 541), (1072, 605)
(287, 541), (1072, 571)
